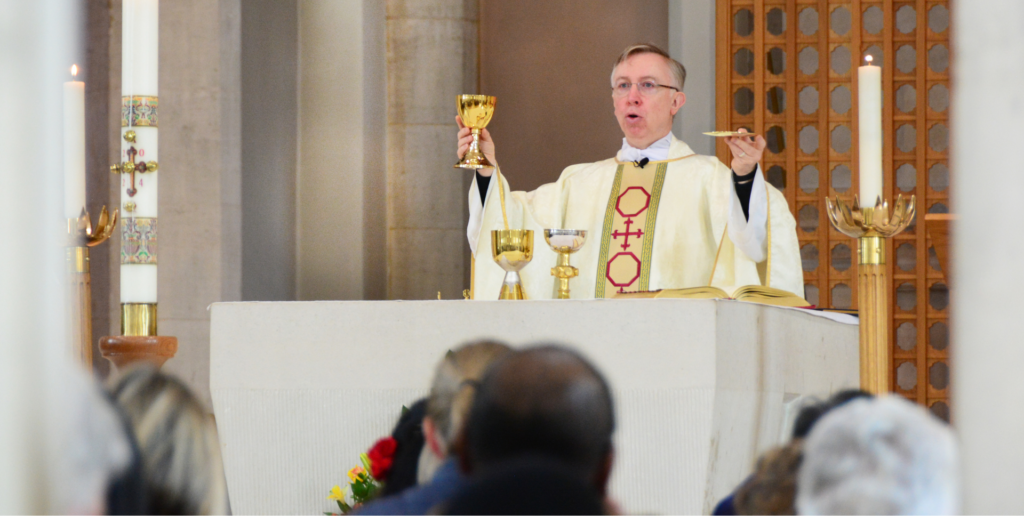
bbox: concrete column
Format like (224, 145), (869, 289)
(156, 0), (243, 408)
(241, 0), (298, 302)
(296, 0), (386, 301)
(386, 0), (478, 300)
(669, 0), (716, 156)
(952, 2), (1024, 513)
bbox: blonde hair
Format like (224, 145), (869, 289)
(426, 341), (512, 454)
(110, 366), (229, 515)
(611, 43), (687, 91)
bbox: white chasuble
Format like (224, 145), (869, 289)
(468, 136), (803, 300)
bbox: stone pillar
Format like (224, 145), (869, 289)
(952, 2), (1024, 513)
(386, 0), (478, 300)
(296, 0), (386, 301)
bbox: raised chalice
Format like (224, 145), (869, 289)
(491, 229), (533, 300)
(454, 94), (497, 169)
(544, 229), (587, 299)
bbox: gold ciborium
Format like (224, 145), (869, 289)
(544, 229), (587, 299)
(455, 94), (496, 169)
(491, 229), (533, 299)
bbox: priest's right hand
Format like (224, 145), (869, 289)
(456, 115), (498, 177)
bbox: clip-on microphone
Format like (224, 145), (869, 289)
(632, 157), (650, 169)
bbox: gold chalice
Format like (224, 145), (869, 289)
(491, 229), (533, 300)
(544, 229), (587, 299)
(455, 94), (497, 169)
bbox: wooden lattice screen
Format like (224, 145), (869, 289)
(715, 0), (951, 419)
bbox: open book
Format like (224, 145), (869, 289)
(612, 285), (812, 308)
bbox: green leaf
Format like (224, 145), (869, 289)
(401, 404), (409, 416)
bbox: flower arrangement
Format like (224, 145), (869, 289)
(326, 437), (398, 514)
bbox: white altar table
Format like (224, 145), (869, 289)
(210, 299), (857, 515)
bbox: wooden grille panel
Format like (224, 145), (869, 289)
(715, 0), (950, 417)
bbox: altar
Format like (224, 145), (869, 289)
(210, 299), (857, 514)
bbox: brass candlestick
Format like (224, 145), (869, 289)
(544, 229), (587, 299)
(826, 194), (916, 394)
(66, 207), (118, 367)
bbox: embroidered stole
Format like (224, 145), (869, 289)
(594, 161), (668, 298)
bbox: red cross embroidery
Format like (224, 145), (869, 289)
(611, 218), (643, 250)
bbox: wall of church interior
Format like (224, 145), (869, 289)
(716, 0), (951, 415)
(669, 0), (717, 156)
(478, 0), (669, 193)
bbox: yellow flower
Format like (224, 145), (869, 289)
(348, 466), (365, 483)
(327, 485), (346, 501)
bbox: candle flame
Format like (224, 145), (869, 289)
(864, 55), (873, 64)
(71, 64), (78, 77)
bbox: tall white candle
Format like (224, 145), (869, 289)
(858, 55), (883, 207)
(63, 65), (85, 219)
(120, 0), (159, 304)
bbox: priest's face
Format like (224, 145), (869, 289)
(612, 53), (686, 149)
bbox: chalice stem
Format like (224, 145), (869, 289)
(556, 253), (573, 299)
(499, 271), (526, 300)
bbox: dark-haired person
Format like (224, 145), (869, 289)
(458, 345), (620, 513)
(442, 458), (606, 515)
(460, 44), (802, 300)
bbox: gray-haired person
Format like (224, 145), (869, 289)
(796, 395), (960, 515)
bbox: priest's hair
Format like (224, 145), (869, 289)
(611, 43), (687, 92)
(796, 396), (960, 515)
(426, 340), (513, 453)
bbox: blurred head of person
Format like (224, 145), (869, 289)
(52, 366), (133, 514)
(110, 366), (229, 515)
(379, 398), (427, 497)
(419, 341), (512, 481)
(733, 440), (803, 515)
(461, 345), (616, 495)
(796, 396), (959, 515)
(791, 388), (874, 439)
(442, 457), (606, 515)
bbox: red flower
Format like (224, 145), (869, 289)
(367, 437), (398, 481)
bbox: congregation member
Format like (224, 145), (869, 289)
(713, 389), (874, 515)
(796, 396), (960, 515)
(356, 341), (512, 515)
(377, 398), (428, 498)
(459, 44), (803, 299)
(56, 366), (134, 515)
(456, 345), (619, 513)
(443, 457), (606, 515)
(110, 366), (230, 515)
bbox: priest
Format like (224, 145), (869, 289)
(459, 44), (802, 300)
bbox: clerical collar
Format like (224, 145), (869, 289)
(618, 132), (673, 163)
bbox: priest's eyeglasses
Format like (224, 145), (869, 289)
(612, 81), (680, 97)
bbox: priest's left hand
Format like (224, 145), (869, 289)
(724, 129), (766, 177)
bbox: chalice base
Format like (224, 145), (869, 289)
(498, 271), (527, 300)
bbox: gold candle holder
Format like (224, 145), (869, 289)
(826, 194), (916, 394)
(66, 207), (118, 367)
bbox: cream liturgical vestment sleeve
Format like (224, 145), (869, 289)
(468, 136), (803, 300)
